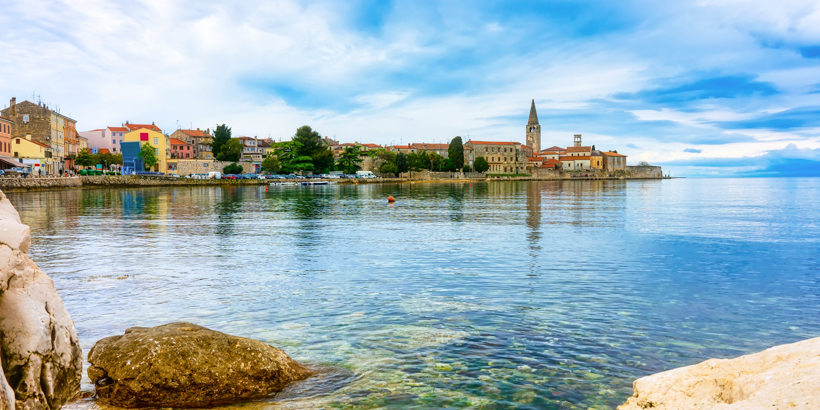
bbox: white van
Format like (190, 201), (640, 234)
(356, 171), (376, 178)
(208, 172), (222, 180)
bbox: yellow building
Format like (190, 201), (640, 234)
(12, 135), (53, 163)
(123, 123), (168, 173)
(591, 152), (603, 169)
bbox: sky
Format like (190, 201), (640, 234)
(3, 0), (820, 177)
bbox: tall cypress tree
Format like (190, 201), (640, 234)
(211, 124), (231, 159)
(448, 136), (464, 170)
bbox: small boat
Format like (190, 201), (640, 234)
(301, 180), (330, 186)
(270, 182), (298, 186)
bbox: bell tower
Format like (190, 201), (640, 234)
(526, 99), (541, 153)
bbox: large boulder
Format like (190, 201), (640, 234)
(0, 189), (83, 410)
(0, 352), (14, 410)
(87, 322), (312, 408)
(618, 337), (820, 409)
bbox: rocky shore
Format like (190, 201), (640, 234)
(618, 337), (820, 409)
(0, 189), (83, 409)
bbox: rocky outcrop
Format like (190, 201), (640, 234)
(0, 353), (14, 410)
(618, 337), (820, 410)
(87, 322), (312, 408)
(0, 189), (83, 409)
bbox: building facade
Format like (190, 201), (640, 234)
(526, 99), (541, 153)
(0, 116), (12, 158)
(465, 140), (526, 174)
(602, 151), (627, 172)
(79, 126), (128, 154)
(123, 123), (167, 173)
(169, 138), (194, 159)
(169, 129), (213, 159)
(0, 98), (76, 174)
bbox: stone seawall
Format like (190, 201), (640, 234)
(0, 177), (82, 191)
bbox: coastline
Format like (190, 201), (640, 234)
(0, 175), (677, 192)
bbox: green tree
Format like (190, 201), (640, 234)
(379, 161), (398, 177)
(396, 153), (409, 174)
(139, 143), (158, 171)
(261, 156), (281, 174)
(273, 141), (314, 173)
(293, 125), (334, 172)
(592, 144), (596, 151)
(337, 145), (364, 174)
(110, 152), (123, 166)
(75, 148), (94, 167)
(217, 138), (243, 162)
(211, 124), (231, 159)
(448, 136), (464, 170)
(407, 151), (430, 171)
(473, 156), (489, 173)
(223, 163), (244, 174)
(463, 164), (472, 172)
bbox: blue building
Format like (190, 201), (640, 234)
(121, 142), (143, 175)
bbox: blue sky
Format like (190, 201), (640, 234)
(2, 0), (820, 176)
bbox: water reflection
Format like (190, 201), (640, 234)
(6, 179), (820, 410)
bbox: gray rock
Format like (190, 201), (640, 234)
(0, 189), (83, 409)
(87, 322), (312, 408)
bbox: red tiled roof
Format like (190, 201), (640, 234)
(236, 136), (254, 140)
(603, 151), (627, 157)
(180, 129), (206, 137)
(521, 145), (531, 150)
(390, 145), (412, 149)
(0, 116), (12, 123)
(107, 127), (128, 132)
(98, 148), (111, 154)
(560, 155), (591, 161)
(526, 156), (544, 162)
(544, 158), (561, 165)
(468, 141), (519, 145)
(123, 123), (161, 132)
(360, 143), (381, 148)
(566, 146), (592, 153)
(169, 138), (188, 145)
(543, 146), (565, 152)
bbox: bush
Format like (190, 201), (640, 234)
(223, 163), (244, 174)
(379, 161), (399, 177)
(463, 164), (472, 172)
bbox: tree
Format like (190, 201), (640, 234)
(592, 144), (596, 151)
(139, 143), (158, 171)
(292, 125), (334, 172)
(448, 136), (464, 170)
(337, 145), (364, 174)
(223, 163), (244, 174)
(396, 153), (409, 174)
(217, 138), (243, 162)
(379, 161), (398, 177)
(638, 161), (651, 166)
(273, 141), (314, 173)
(474, 156), (489, 173)
(75, 148), (95, 167)
(211, 124), (231, 159)
(110, 153), (123, 166)
(261, 156), (281, 174)
(463, 164), (472, 172)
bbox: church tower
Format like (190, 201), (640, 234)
(526, 99), (541, 153)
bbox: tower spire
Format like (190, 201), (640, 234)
(528, 99), (539, 125)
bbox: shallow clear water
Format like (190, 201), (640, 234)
(6, 178), (820, 409)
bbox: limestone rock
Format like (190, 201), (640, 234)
(618, 337), (820, 410)
(0, 352), (14, 410)
(0, 189), (83, 409)
(87, 322), (312, 408)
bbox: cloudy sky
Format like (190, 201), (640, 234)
(3, 0), (820, 176)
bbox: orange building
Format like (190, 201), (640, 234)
(0, 116), (12, 158)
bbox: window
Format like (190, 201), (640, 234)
(13, 151), (18, 157)
(155, 149), (158, 155)
(23, 114), (30, 123)
(153, 137), (159, 145)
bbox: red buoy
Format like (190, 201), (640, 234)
(387, 196), (396, 203)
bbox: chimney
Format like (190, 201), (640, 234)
(9, 97), (15, 117)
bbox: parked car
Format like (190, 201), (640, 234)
(222, 174), (238, 180)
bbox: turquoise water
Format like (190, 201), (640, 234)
(7, 179), (820, 409)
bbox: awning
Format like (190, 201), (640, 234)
(0, 157), (26, 167)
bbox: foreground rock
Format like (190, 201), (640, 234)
(0, 189), (83, 409)
(87, 322), (312, 408)
(618, 337), (820, 409)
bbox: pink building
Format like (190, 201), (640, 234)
(170, 138), (194, 159)
(79, 126), (128, 153)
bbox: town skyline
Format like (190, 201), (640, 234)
(4, 1), (820, 177)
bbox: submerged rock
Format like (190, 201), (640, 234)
(87, 322), (312, 408)
(0, 189), (83, 409)
(618, 337), (820, 409)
